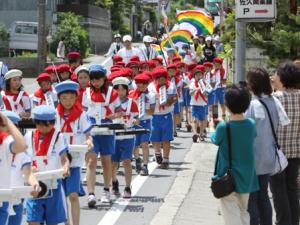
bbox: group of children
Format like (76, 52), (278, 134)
(0, 48), (226, 225)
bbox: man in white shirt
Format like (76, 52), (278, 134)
(104, 34), (124, 57)
(116, 35), (141, 64)
(139, 36), (159, 61)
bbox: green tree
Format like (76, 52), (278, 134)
(52, 12), (89, 57)
(221, 0), (300, 66)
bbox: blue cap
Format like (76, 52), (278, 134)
(32, 105), (56, 121)
(55, 80), (79, 95)
(182, 43), (190, 49)
(89, 64), (107, 75)
(2, 110), (21, 124)
(167, 48), (175, 53)
(179, 50), (186, 57)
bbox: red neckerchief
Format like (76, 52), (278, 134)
(194, 81), (207, 103)
(129, 88), (148, 100)
(154, 80), (170, 111)
(71, 72), (78, 82)
(77, 87), (86, 105)
(89, 87), (119, 117)
(32, 128), (56, 168)
(120, 98), (139, 122)
(57, 102), (82, 144)
(34, 87), (52, 105)
(3, 91), (26, 110)
(0, 131), (9, 144)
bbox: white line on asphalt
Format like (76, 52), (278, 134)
(101, 57), (111, 67)
(97, 161), (157, 225)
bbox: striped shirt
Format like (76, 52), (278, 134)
(274, 90), (300, 158)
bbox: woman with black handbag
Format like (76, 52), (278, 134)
(245, 68), (290, 225)
(211, 84), (259, 225)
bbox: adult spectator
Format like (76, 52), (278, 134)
(245, 68), (289, 225)
(271, 61), (300, 225)
(203, 36), (216, 62)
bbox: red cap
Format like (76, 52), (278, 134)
(152, 67), (168, 79)
(36, 73), (51, 83)
(122, 68), (133, 78)
(44, 65), (56, 74)
(67, 52), (81, 59)
(130, 55), (140, 62)
(192, 65), (205, 75)
(167, 64), (177, 70)
(152, 57), (163, 65)
(134, 72), (151, 84)
(110, 66), (121, 72)
(143, 71), (153, 79)
(203, 62), (213, 68)
(57, 64), (71, 73)
(116, 62), (126, 68)
(126, 61), (139, 68)
(186, 63), (197, 72)
(173, 56), (182, 63)
(140, 61), (148, 67)
(112, 55), (123, 63)
(148, 60), (156, 69)
(213, 57), (223, 64)
(108, 70), (123, 82)
(176, 62), (186, 68)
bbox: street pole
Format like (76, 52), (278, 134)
(37, 0), (47, 73)
(157, 0), (161, 33)
(234, 21), (246, 83)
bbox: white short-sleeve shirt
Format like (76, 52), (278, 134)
(58, 111), (92, 168)
(148, 81), (177, 115)
(0, 135), (14, 188)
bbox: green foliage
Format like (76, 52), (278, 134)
(52, 12), (89, 57)
(221, 0), (300, 66)
(0, 24), (9, 41)
(168, 0), (196, 27)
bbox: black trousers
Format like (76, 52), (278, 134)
(270, 158), (300, 225)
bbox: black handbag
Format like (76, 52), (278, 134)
(211, 122), (235, 199)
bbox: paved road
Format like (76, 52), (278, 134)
(20, 53), (203, 225)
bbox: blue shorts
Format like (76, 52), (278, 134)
(192, 105), (207, 121)
(8, 202), (23, 225)
(0, 202), (9, 225)
(112, 138), (135, 162)
(135, 119), (151, 146)
(182, 88), (191, 107)
(215, 88), (225, 105)
(151, 113), (174, 142)
(92, 134), (115, 156)
(62, 167), (86, 197)
(173, 101), (181, 114)
(26, 180), (67, 224)
(208, 90), (216, 106)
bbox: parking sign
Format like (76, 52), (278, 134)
(236, 0), (276, 21)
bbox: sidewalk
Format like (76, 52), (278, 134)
(173, 141), (223, 225)
(150, 140), (224, 225)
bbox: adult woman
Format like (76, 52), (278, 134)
(271, 61), (300, 225)
(203, 36), (216, 63)
(245, 68), (289, 225)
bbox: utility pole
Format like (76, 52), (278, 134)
(234, 21), (246, 83)
(37, 0), (47, 73)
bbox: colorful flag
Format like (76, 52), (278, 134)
(151, 44), (165, 56)
(160, 29), (193, 48)
(176, 10), (214, 36)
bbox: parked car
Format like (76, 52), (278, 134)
(9, 21), (38, 55)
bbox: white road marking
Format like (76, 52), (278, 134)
(101, 57), (111, 67)
(97, 161), (157, 225)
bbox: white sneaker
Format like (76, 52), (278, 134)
(101, 190), (111, 203)
(87, 194), (97, 208)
